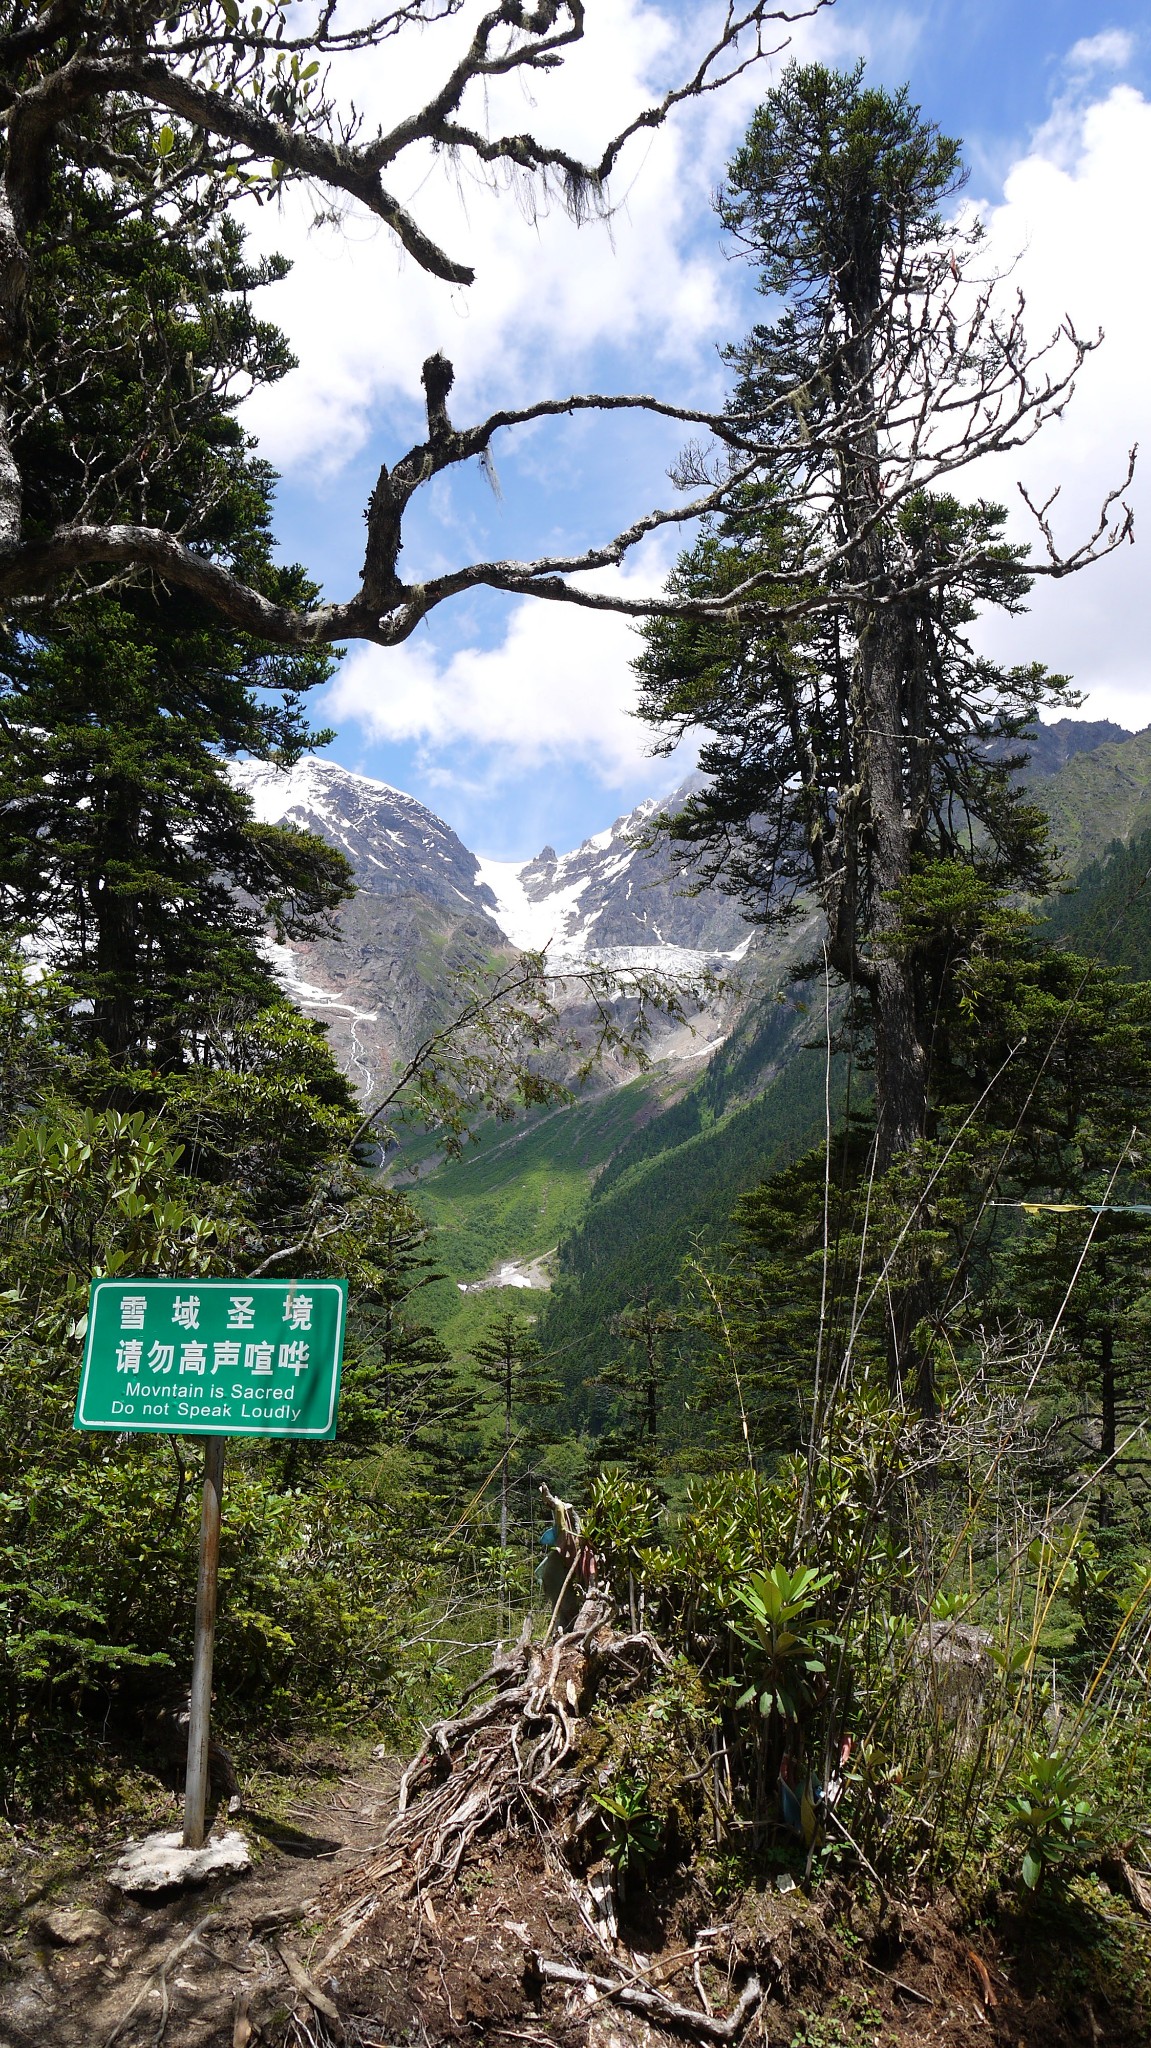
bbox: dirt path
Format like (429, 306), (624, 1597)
(0, 1758), (400, 2048)
(3, 1746), (1151, 2048)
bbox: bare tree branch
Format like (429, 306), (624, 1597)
(0, 0), (840, 623)
(0, 0), (1133, 660)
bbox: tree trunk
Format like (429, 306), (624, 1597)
(1101, 1320), (1116, 1465)
(860, 618), (931, 1405)
(871, 956), (929, 1169)
(861, 622), (927, 1169)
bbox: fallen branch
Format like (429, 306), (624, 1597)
(860, 1955), (934, 2007)
(527, 1953), (764, 2043)
(277, 1942), (344, 2033)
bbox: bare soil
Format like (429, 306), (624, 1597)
(1, 1752), (1150, 2048)
(0, 1757), (400, 2048)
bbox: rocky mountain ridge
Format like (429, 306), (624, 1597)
(232, 759), (754, 1096)
(233, 715), (1139, 1096)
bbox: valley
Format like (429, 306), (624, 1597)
(239, 716), (1151, 1371)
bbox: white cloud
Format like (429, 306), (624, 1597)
(1068, 30), (1136, 73)
(323, 62), (1151, 777)
(325, 541), (691, 788)
(240, 1), (738, 473)
(967, 86), (1151, 730)
(238, 0), (848, 477)
(240, 11), (1151, 787)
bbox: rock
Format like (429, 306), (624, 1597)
(107, 1829), (251, 1893)
(39, 1908), (112, 1945)
(910, 1620), (994, 1742)
(915, 1618), (993, 1667)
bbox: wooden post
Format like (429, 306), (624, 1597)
(183, 1435), (225, 1850)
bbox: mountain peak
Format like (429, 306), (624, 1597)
(229, 755), (499, 920)
(231, 756), (755, 974)
(475, 777), (751, 969)
(1017, 717), (1133, 779)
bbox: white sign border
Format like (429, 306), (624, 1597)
(75, 1278), (347, 1438)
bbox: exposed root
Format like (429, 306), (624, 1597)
(359, 1595), (667, 1901)
(528, 1955), (765, 2042)
(102, 1911), (224, 2048)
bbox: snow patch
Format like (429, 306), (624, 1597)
(263, 939), (379, 1023)
(474, 855), (594, 960)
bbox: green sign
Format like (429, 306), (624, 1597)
(74, 1279), (347, 1438)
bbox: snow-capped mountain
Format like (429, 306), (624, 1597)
(228, 759), (508, 1098)
(233, 758), (755, 972)
(232, 758), (498, 920)
(477, 782), (753, 973)
(229, 758), (758, 1096)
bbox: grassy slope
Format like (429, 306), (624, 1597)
(406, 969), (839, 1374)
(406, 1075), (663, 1279)
(540, 1037), (840, 1397)
(1040, 727), (1151, 873)
(405, 1069), (690, 1354)
(408, 725), (1151, 1384)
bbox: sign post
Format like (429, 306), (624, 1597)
(74, 1277), (347, 1850)
(75, 1277), (347, 1439)
(184, 1436), (225, 1849)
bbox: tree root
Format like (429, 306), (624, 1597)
(102, 1911), (224, 2048)
(367, 1596), (667, 1898)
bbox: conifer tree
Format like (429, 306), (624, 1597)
(592, 1291), (679, 1472)
(339, 1192), (479, 1491)
(0, 160), (353, 1063)
(472, 1312), (557, 1547)
(0, 593), (352, 1062)
(636, 63), (1079, 1171)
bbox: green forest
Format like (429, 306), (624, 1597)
(1, 11), (1151, 2047)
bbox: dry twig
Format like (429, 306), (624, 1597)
(527, 1953), (765, 2042)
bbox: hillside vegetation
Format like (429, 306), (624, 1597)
(1043, 821), (1151, 980)
(5, 42), (1151, 2048)
(1038, 724), (1151, 872)
(410, 725), (1151, 1403)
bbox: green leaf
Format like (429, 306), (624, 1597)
(1022, 1848), (1042, 1890)
(154, 124), (176, 157)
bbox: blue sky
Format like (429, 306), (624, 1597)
(242, 3), (1151, 861)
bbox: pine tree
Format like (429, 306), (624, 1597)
(338, 1192), (479, 1490)
(591, 1291), (679, 1473)
(0, 160), (353, 1064)
(472, 1312), (557, 1547)
(635, 63), (1074, 1173)
(0, 593), (351, 1063)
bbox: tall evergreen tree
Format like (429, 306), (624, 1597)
(472, 1312), (557, 1547)
(0, 594), (351, 1062)
(338, 1192), (479, 1491)
(0, 155), (353, 1063)
(591, 1291), (680, 1472)
(636, 63), (1075, 1172)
